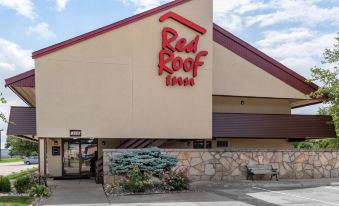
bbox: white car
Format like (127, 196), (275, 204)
(24, 156), (38, 165)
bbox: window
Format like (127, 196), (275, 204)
(206, 141), (212, 149)
(216, 140), (228, 148)
(193, 140), (212, 149)
(193, 140), (204, 149)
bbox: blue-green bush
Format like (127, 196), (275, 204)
(109, 147), (177, 175)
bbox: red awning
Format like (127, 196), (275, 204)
(7, 107), (37, 141)
(213, 113), (336, 139)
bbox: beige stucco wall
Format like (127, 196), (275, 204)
(213, 96), (291, 114)
(46, 138), (62, 177)
(98, 138), (125, 158)
(212, 42), (309, 99)
(38, 138), (45, 175)
(36, 0), (213, 139)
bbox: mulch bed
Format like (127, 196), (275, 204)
(104, 185), (198, 197)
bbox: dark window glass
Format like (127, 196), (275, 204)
(217, 141), (228, 148)
(193, 140), (205, 149)
(206, 141), (212, 148)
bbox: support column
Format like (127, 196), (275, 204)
(39, 138), (46, 176)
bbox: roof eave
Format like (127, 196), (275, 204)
(32, 0), (192, 59)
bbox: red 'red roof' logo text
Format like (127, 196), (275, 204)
(158, 12), (208, 87)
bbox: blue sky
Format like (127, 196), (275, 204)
(0, 0), (338, 148)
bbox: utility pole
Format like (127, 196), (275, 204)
(0, 129), (3, 161)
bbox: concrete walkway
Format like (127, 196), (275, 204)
(44, 179), (109, 206)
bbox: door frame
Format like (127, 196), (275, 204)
(62, 138), (98, 177)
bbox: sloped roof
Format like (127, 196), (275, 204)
(32, 0), (191, 58)
(5, 69), (35, 87)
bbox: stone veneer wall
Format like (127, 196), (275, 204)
(103, 149), (339, 183)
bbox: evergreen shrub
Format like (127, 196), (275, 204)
(109, 147), (177, 175)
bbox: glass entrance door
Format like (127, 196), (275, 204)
(63, 139), (97, 177)
(80, 139), (97, 176)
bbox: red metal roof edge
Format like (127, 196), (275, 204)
(32, 0), (191, 59)
(213, 23), (319, 95)
(5, 69), (35, 87)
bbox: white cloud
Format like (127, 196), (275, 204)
(256, 29), (337, 78)
(213, 0), (271, 32)
(0, 0), (35, 19)
(0, 38), (33, 148)
(256, 28), (315, 48)
(118, 0), (171, 13)
(56, 0), (69, 11)
(0, 38), (33, 72)
(245, 0), (339, 28)
(27, 23), (56, 39)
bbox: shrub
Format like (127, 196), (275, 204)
(29, 184), (48, 197)
(30, 172), (47, 186)
(0, 176), (11, 192)
(120, 166), (153, 193)
(104, 184), (122, 194)
(160, 166), (190, 191)
(14, 176), (31, 193)
(109, 147), (177, 176)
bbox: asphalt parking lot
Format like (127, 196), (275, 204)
(109, 180), (339, 206)
(43, 178), (339, 206)
(248, 185), (339, 206)
(0, 162), (37, 176)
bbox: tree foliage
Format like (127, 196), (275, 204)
(5, 136), (38, 157)
(0, 92), (6, 123)
(295, 34), (339, 149)
(109, 147), (177, 176)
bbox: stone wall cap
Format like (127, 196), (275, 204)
(103, 148), (339, 152)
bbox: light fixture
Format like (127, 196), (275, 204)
(102, 141), (106, 146)
(240, 100), (245, 105)
(54, 140), (58, 145)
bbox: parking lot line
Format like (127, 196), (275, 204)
(252, 187), (339, 206)
(325, 186), (339, 191)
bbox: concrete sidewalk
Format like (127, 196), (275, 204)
(44, 179), (109, 206)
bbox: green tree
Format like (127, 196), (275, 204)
(5, 136), (38, 157)
(0, 92), (6, 122)
(295, 34), (338, 149)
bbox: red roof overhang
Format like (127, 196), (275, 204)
(5, 69), (35, 87)
(4, 69), (35, 107)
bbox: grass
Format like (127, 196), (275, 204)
(6, 168), (38, 180)
(0, 157), (22, 163)
(0, 196), (33, 206)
